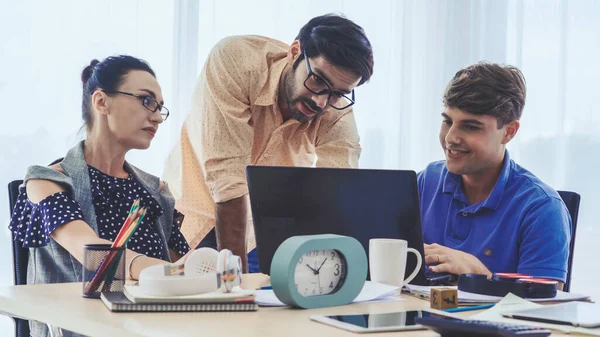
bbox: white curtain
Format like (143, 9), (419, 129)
(1, 1), (598, 322)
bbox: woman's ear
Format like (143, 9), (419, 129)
(91, 90), (110, 116)
(287, 40), (302, 65)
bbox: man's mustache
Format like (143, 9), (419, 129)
(298, 98), (323, 115)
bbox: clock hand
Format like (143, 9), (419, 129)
(306, 264), (318, 274)
(316, 257), (328, 273)
(317, 271), (321, 290)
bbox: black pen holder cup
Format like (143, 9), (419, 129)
(82, 244), (126, 298)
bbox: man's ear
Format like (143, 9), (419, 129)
(502, 120), (520, 144)
(91, 90), (110, 116)
(287, 40), (302, 65)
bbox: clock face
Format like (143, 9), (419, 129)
(294, 249), (347, 297)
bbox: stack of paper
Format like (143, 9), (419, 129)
(404, 284), (590, 304)
(470, 294), (600, 336)
(255, 281), (402, 307)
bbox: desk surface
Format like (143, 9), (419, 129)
(0, 275), (569, 337)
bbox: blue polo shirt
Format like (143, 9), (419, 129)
(417, 151), (571, 282)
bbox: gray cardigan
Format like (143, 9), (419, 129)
(22, 141), (176, 337)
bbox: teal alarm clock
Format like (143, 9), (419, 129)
(270, 234), (367, 309)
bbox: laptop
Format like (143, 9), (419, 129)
(246, 166), (429, 286)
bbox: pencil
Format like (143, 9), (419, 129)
(84, 200), (145, 295)
(101, 208), (146, 288)
(112, 202), (140, 247)
(443, 304), (495, 312)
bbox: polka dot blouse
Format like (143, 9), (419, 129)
(9, 166), (190, 260)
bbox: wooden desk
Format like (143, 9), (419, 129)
(0, 275), (569, 337)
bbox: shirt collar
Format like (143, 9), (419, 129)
(253, 57), (288, 107)
(442, 150), (512, 211)
(62, 141), (161, 194)
(481, 150), (511, 210)
(253, 57), (322, 132)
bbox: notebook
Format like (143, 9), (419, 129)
(100, 292), (258, 312)
(123, 285), (255, 304)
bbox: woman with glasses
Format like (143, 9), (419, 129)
(9, 55), (190, 337)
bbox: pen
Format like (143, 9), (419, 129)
(443, 304), (495, 312)
(260, 286), (273, 290)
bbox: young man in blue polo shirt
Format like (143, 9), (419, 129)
(418, 62), (571, 287)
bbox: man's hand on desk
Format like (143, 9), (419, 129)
(424, 243), (492, 278)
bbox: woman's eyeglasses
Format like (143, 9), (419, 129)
(102, 90), (170, 121)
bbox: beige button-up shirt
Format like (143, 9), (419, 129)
(163, 35), (361, 250)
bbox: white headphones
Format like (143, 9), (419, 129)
(138, 248), (242, 296)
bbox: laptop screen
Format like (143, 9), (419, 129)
(246, 166), (428, 286)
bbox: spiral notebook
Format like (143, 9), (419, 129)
(100, 292), (258, 312)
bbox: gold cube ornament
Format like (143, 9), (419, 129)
(430, 288), (458, 310)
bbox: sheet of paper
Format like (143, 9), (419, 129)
(254, 290), (290, 307)
(255, 281), (404, 307)
(353, 281), (400, 302)
(404, 284), (591, 304)
(469, 294), (600, 336)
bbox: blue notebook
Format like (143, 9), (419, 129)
(100, 292), (258, 312)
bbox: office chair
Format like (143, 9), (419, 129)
(557, 190), (581, 293)
(8, 180), (29, 337)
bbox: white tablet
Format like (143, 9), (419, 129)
(310, 310), (456, 333)
(502, 301), (600, 328)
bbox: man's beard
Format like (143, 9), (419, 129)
(284, 72), (323, 123)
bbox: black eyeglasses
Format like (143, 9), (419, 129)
(303, 52), (355, 110)
(102, 90), (170, 121)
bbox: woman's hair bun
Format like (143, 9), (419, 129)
(81, 59), (101, 84)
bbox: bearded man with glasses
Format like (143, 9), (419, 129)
(163, 14), (374, 272)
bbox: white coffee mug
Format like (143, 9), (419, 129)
(369, 238), (422, 287)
